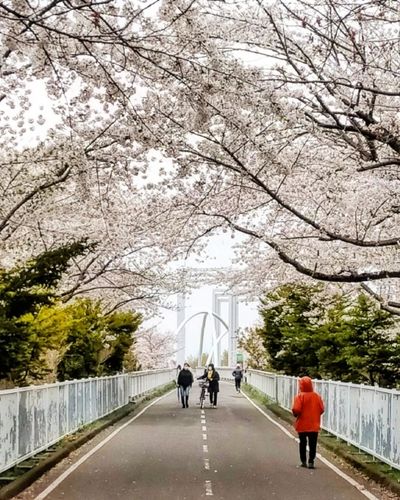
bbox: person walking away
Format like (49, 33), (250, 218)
(177, 363), (194, 408)
(198, 363), (220, 408)
(292, 376), (324, 469)
(232, 364), (243, 392)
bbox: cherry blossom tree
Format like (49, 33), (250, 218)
(2, 0), (400, 317)
(135, 326), (176, 369)
(137, 0), (400, 310)
(0, 0), (212, 311)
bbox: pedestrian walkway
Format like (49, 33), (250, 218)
(28, 383), (377, 500)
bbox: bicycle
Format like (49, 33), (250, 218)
(199, 380), (209, 409)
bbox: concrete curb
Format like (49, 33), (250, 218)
(242, 384), (400, 498)
(0, 383), (174, 500)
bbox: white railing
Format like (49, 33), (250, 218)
(246, 369), (400, 471)
(194, 366), (234, 380)
(0, 369), (174, 474)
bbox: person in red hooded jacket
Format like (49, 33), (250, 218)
(292, 376), (324, 469)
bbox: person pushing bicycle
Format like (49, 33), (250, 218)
(197, 363), (220, 408)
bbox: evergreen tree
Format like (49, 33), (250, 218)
(259, 284), (323, 377)
(316, 295), (353, 381)
(56, 299), (105, 381)
(258, 284), (400, 387)
(57, 301), (143, 380)
(0, 240), (93, 384)
(101, 310), (142, 374)
(344, 294), (398, 387)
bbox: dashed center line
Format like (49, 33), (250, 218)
(205, 480), (213, 496)
(201, 403), (212, 496)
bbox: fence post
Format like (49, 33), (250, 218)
(16, 389), (20, 467)
(347, 383), (351, 442)
(359, 384), (363, 452)
(373, 386), (377, 460)
(31, 387), (35, 455)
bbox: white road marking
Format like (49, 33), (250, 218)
(34, 390), (175, 500)
(203, 433), (207, 440)
(205, 480), (213, 496)
(241, 391), (379, 500)
(204, 458), (210, 470)
(203, 444), (208, 453)
(201, 410), (205, 416)
(202, 425), (207, 432)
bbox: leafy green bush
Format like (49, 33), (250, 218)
(258, 284), (400, 387)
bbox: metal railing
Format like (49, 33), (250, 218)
(194, 366), (234, 380)
(0, 369), (174, 474)
(246, 369), (400, 471)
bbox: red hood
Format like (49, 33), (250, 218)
(299, 376), (314, 392)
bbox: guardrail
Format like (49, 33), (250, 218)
(0, 369), (174, 474)
(246, 369), (400, 471)
(194, 366), (234, 380)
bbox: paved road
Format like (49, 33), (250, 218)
(33, 383), (374, 500)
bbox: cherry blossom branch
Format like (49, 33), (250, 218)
(199, 209), (400, 283)
(0, 163), (72, 235)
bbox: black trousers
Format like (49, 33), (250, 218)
(298, 432), (318, 463)
(235, 379), (241, 390)
(209, 391), (218, 406)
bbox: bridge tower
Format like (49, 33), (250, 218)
(212, 290), (238, 367)
(175, 290), (239, 367)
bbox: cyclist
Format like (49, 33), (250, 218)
(177, 363), (194, 408)
(197, 363), (220, 408)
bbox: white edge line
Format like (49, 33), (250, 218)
(241, 391), (379, 500)
(34, 390), (175, 500)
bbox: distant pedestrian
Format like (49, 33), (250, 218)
(232, 364), (243, 392)
(198, 363), (220, 408)
(177, 363), (194, 408)
(176, 364), (182, 401)
(292, 376), (324, 469)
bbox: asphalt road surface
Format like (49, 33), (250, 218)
(32, 383), (376, 500)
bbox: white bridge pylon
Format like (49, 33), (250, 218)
(175, 311), (230, 367)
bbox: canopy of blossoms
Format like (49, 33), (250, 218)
(1, 0), (400, 312)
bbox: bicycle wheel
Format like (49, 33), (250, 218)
(200, 388), (205, 408)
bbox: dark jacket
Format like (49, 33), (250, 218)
(198, 367), (220, 393)
(292, 376), (324, 433)
(232, 368), (243, 380)
(177, 368), (194, 388)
